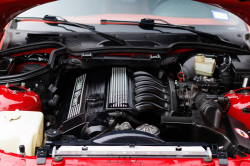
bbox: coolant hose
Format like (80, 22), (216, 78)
(47, 94), (60, 107)
(160, 57), (176, 67)
(47, 68), (64, 107)
(54, 67), (64, 88)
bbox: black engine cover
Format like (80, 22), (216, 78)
(57, 67), (134, 127)
(57, 67), (175, 128)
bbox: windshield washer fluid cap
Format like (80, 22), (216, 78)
(0, 111), (43, 156)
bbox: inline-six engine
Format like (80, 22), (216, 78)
(57, 67), (175, 132)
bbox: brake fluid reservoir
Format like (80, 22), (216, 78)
(194, 54), (216, 76)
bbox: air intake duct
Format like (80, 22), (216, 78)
(194, 93), (222, 128)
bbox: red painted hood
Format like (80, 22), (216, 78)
(195, 0), (250, 25)
(0, 0), (249, 36)
(0, 0), (54, 37)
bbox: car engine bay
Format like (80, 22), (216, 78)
(1, 45), (250, 160)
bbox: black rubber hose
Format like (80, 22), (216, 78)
(53, 61), (65, 71)
(47, 67), (64, 107)
(194, 92), (222, 128)
(225, 99), (231, 114)
(199, 100), (222, 128)
(109, 111), (144, 126)
(160, 56), (176, 67)
(194, 92), (208, 108)
(47, 94), (60, 107)
(54, 67), (64, 88)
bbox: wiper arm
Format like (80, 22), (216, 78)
(43, 15), (96, 30)
(41, 15), (130, 46)
(140, 19), (240, 47)
(140, 18), (196, 30)
(45, 23), (76, 32)
(101, 18), (242, 49)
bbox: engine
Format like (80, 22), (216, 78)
(56, 67), (176, 139)
(59, 67), (135, 122)
(2, 50), (250, 158)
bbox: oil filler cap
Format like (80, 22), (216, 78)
(45, 129), (62, 141)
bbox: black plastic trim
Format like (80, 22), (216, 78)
(0, 44), (67, 83)
(67, 42), (250, 56)
(0, 40), (250, 83)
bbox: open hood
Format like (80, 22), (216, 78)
(0, 0), (54, 37)
(0, 0), (249, 37)
(195, 0), (250, 26)
(1, 0), (250, 164)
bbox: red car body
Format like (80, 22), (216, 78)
(0, 0), (250, 165)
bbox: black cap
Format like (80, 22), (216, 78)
(19, 145), (25, 153)
(45, 129), (62, 141)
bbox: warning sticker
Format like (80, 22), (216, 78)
(235, 128), (249, 138)
(211, 10), (229, 21)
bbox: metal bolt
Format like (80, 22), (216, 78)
(203, 156), (212, 163)
(13, 90), (17, 94)
(53, 156), (63, 162)
(245, 92), (249, 96)
(5, 83), (9, 87)
(230, 90), (233, 94)
(27, 88), (31, 92)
